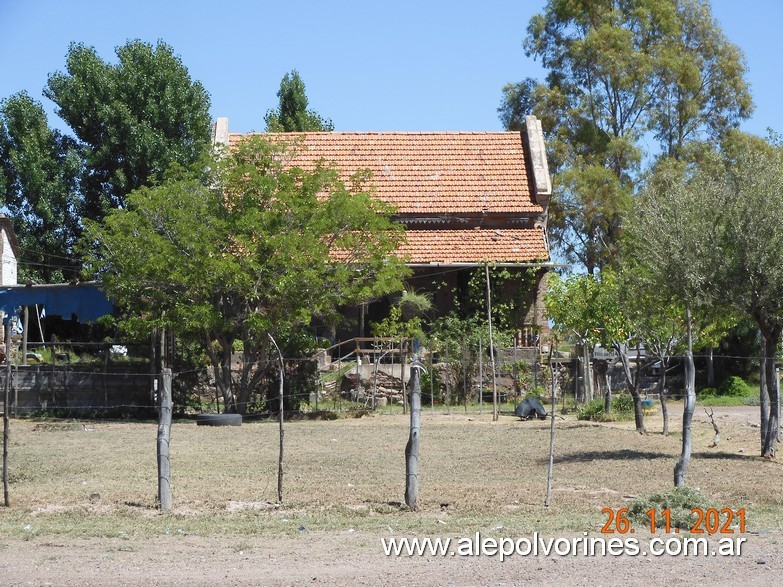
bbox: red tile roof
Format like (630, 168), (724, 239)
(399, 228), (548, 264)
(228, 132), (543, 215)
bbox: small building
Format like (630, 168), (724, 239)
(213, 117), (554, 347)
(0, 215), (19, 287)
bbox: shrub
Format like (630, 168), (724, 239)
(698, 387), (718, 398)
(577, 399), (605, 421)
(628, 487), (714, 531)
(577, 394), (634, 421)
(613, 393), (635, 414)
(718, 376), (752, 397)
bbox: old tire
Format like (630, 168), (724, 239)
(196, 413), (243, 427)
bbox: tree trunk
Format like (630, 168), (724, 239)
(205, 333), (236, 413)
(595, 359), (610, 415)
(760, 330), (780, 458)
(405, 362), (423, 510)
(157, 368), (173, 511)
(613, 342), (645, 434)
(706, 346), (715, 389)
(582, 342), (593, 402)
(660, 367), (669, 437)
(630, 388), (645, 434)
(674, 305), (696, 487)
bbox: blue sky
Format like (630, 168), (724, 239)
(1, 0), (781, 146)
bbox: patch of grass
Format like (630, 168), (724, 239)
(577, 394), (635, 421)
(628, 487), (714, 531)
(0, 409), (779, 541)
(698, 377), (758, 406)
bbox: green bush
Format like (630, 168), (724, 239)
(613, 393), (635, 413)
(577, 399), (605, 421)
(698, 387), (718, 398)
(628, 487), (714, 531)
(577, 394), (634, 421)
(718, 376), (752, 397)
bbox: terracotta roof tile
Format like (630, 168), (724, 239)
(228, 132), (542, 215)
(398, 228), (548, 264)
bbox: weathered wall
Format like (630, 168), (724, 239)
(2, 365), (154, 415)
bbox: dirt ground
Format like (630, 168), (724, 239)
(1, 404), (781, 586)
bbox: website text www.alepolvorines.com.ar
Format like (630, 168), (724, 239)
(381, 532), (747, 562)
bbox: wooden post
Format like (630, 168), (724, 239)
(269, 334), (285, 503)
(157, 368), (173, 511)
(545, 346), (556, 507)
(462, 339), (468, 413)
(445, 344), (450, 415)
(513, 339), (519, 410)
(479, 337), (483, 414)
(12, 339), (17, 418)
(150, 330), (158, 411)
(429, 351), (435, 415)
(22, 306), (28, 361)
(777, 368), (781, 443)
(485, 263), (498, 421)
(401, 340), (407, 415)
(3, 321), (10, 506)
(405, 360), (425, 510)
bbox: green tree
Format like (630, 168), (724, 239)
(712, 132), (783, 459)
(45, 40), (212, 222)
(0, 92), (82, 282)
(371, 288), (432, 341)
(626, 170), (700, 481)
(264, 70), (334, 132)
(83, 135), (407, 413)
(617, 136), (783, 479)
(545, 271), (614, 412)
(497, 78), (538, 132)
(650, 0), (753, 158)
(546, 267), (713, 438)
(502, 0), (752, 273)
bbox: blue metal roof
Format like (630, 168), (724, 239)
(0, 282), (113, 323)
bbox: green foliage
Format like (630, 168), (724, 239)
(497, 78), (538, 131)
(264, 70), (334, 132)
(0, 92), (82, 282)
(419, 366), (442, 405)
(717, 376), (752, 397)
(628, 487), (715, 531)
(45, 40), (212, 222)
(635, 133), (783, 455)
(82, 135), (408, 412)
(509, 0), (752, 273)
(261, 359), (318, 413)
(370, 288), (432, 340)
(545, 271), (622, 348)
(370, 306), (423, 340)
(577, 395), (634, 422)
(463, 266), (539, 333)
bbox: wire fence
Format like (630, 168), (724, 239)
(1, 338), (777, 419)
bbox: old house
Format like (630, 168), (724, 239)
(212, 116), (554, 348)
(0, 215), (19, 287)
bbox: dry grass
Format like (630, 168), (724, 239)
(1, 404), (781, 540)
